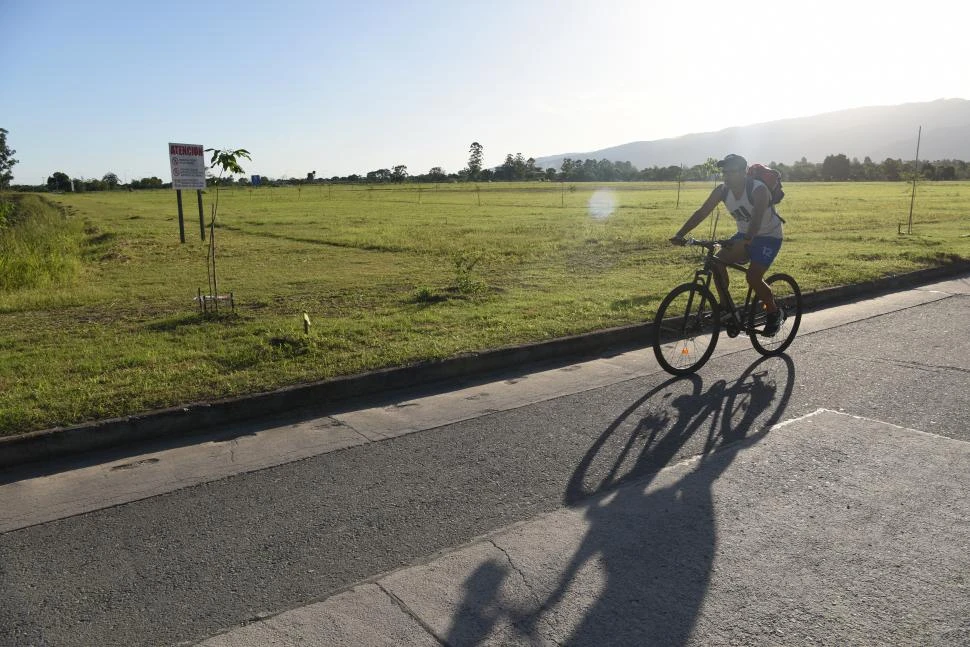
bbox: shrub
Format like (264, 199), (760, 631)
(0, 196), (83, 291)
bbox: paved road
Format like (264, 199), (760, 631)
(1, 276), (968, 646)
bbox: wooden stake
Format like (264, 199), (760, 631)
(908, 126), (921, 235)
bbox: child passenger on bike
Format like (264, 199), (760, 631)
(670, 154), (785, 335)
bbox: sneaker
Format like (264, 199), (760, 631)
(763, 308), (784, 336)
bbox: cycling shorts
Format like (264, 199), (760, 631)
(731, 232), (782, 267)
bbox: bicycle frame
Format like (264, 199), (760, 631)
(653, 237), (802, 375)
(690, 241), (761, 332)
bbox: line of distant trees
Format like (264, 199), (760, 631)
(12, 154), (970, 194)
(775, 154), (969, 182)
(333, 153), (970, 184)
(24, 172), (167, 193)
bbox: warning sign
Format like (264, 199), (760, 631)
(169, 143), (206, 190)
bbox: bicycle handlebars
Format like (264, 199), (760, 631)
(678, 237), (735, 251)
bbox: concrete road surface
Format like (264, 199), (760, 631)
(1, 275), (968, 646)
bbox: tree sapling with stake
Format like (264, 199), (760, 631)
(203, 147), (250, 314)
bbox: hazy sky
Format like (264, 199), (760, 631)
(4, 0), (967, 184)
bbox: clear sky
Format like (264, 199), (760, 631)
(4, 0), (967, 184)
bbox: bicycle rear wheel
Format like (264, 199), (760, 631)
(653, 283), (721, 375)
(747, 273), (802, 355)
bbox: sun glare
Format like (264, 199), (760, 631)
(588, 189), (616, 220)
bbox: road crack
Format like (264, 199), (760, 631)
(375, 582), (449, 646)
(488, 539), (566, 647)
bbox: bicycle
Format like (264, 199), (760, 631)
(652, 238), (802, 375)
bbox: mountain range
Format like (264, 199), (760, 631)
(533, 99), (970, 170)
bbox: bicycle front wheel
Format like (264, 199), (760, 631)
(653, 283), (721, 375)
(747, 273), (802, 355)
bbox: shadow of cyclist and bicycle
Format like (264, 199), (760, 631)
(444, 353), (795, 646)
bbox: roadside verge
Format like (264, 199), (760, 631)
(2, 262), (967, 469)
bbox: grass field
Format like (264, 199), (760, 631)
(1, 181), (967, 436)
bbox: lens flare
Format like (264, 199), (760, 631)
(588, 189), (616, 220)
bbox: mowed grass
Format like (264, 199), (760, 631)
(1, 181), (967, 436)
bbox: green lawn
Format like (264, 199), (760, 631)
(1, 181), (967, 436)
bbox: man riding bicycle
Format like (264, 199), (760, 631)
(670, 154), (785, 335)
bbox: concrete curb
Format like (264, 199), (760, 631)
(2, 262), (968, 469)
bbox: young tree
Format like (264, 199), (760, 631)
(202, 147), (251, 313)
(702, 157), (720, 182)
(0, 128), (17, 190)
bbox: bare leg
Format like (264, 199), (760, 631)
(746, 262), (777, 312)
(712, 262), (731, 307)
(713, 243), (747, 309)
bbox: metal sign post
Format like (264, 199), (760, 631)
(197, 189), (205, 240)
(168, 143), (206, 242)
(176, 189), (185, 242)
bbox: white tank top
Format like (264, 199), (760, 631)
(722, 179), (784, 239)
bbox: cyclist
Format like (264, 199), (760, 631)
(670, 154), (784, 335)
